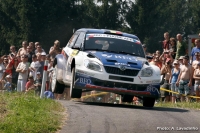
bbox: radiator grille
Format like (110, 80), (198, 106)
(104, 66), (139, 76)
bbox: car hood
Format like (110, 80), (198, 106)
(86, 51), (144, 69)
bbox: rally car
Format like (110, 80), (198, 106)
(51, 28), (161, 107)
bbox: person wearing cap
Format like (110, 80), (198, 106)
(16, 54), (29, 92)
(178, 56), (184, 66)
(161, 58), (172, 102)
(176, 55), (192, 102)
(34, 72), (42, 96)
(193, 62), (200, 102)
(169, 60), (180, 103)
(175, 34), (187, 60)
(3, 75), (12, 92)
(191, 39), (200, 62)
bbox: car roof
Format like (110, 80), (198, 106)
(77, 28), (139, 40)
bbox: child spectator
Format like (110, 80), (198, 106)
(25, 76), (35, 92)
(4, 75), (12, 92)
(16, 54), (29, 92)
(29, 54), (41, 80)
(34, 72), (42, 96)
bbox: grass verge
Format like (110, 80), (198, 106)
(155, 101), (200, 110)
(0, 91), (65, 133)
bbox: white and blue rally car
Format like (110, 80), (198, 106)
(51, 28), (161, 107)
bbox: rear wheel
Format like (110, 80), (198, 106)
(143, 97), (155, 107)
(121, 95), (133, 103)
(70, 67), (82, 98)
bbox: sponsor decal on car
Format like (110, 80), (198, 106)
(86, 34), (141, 44)
(71, 50), (79, 57)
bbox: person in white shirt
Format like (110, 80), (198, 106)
(16, 54), (29, 92)
(29, 54), (41, 80)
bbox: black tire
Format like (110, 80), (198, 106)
(143, 97), (155, 107)
(121, 95), (133, 103)
(70, 67), (82, 98)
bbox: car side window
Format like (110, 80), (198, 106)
(67, 32), (80, 48)
(74, 32), (85, 48)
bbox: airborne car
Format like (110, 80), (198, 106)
(51, 28), (161, 107)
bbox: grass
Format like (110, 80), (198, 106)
(0, 91), (65, 133)
(155, 99), (200, 110)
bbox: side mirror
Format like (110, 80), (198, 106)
(72, 46), (81, 50)
(146, 55), (153, 59)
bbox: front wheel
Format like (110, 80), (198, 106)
(70, 67), (82, 98)
(143, 97), (155, 107)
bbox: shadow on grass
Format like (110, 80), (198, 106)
(74, 101), (189, 113)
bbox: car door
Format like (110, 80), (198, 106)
(63, 32), (85, 85)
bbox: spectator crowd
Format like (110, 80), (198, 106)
(1, 32), (200, 103)
(144, 32), (200, 103)
(0, 40), (62, 98)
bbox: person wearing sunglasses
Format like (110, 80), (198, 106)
(35, 43), (45, 55)
(169, 60), (180, 103)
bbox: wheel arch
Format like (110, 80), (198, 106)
(71, 58), (75, 72)
(53, 54), (65, 82)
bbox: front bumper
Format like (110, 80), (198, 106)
(74, 72), (160, 98)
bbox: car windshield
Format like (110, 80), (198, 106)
(84, 34), (145, 58)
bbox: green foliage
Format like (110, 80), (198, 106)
(1, 0), (200, 54)
(0, 92), (64, 133)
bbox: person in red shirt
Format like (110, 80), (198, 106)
(162, 32), (170, 51)
(6, 56), (20, 86)
(25, 76), (35, 92)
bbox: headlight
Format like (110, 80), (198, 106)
(84, 60), (102, 72)
(140, 68), (153, 77)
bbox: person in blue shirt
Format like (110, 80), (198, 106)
(169, 60), (180, 103)
(191, 39), (200, 62)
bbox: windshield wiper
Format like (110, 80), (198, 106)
(84, 49), (106, 51)
(84, 49), (117, 53)
(118, 51), (138, 56)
